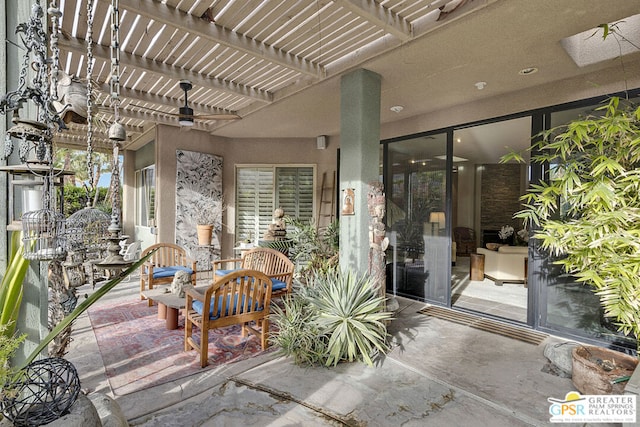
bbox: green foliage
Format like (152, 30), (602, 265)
(0, 234), (30, 398)
(285, 217), (339, 283)
(0, 233), (29, 337)
(269, 293), (328, 366)
(0, 324), (25, 399)
(270, 268), (392, 367)
(503, 97), (640, 349)
(63, 185), (111, 217)
(308, 269), (392, 366)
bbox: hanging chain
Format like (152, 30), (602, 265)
(47, 1), (63, 212)
(110, 0), (121, 121)
(86, 0), (95, 193)
(49, 1), (61, 104)
(109, 0), (122, 227)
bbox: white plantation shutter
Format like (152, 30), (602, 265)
(236, 168), (273, 242)
(276, 167), (313, 221)
(236, 166), (314, 243)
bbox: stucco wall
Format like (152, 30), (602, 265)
(221, 137), (337, 259)
(141, 126), (337, 259)
(126, 65), (640, 261)
(379, 67), (640, 141)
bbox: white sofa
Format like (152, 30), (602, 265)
(476, 246), (528, 284)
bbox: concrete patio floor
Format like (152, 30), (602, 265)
(65, 276), (625, 426)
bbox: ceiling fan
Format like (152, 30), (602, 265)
(178, 80), (241, 126)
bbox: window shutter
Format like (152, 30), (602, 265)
(236, 168), (274, 242)
(237, 166), (314, 243)
(276, 167), (313, 221)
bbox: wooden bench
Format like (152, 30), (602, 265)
(213, 247), (294, 297)
(140, 243), (197, 306)
(184, 269), (272, 367)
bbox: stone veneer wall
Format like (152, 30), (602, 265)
(480, 164), (522, 236)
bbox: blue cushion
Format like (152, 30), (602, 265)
(152, 266), (193, 279)
(192, 295), (262, 320)
(271, 278), (287, 291)
(216, 269), (287, 292)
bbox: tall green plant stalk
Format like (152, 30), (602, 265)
(502, 97), (640, 352)
(19, 252), (154, 369)
(0, 233), (29, 337)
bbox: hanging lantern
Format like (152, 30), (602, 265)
(21, 209), (66, 261)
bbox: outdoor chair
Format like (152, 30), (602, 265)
(140, 242), (196, 306)
(184, 269), (272, 367)
(121, 240), (142, 262)
(213, 246), (294, 297)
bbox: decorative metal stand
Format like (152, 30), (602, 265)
(0, 358), (80, 427)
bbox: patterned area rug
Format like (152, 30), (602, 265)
(88, 300), (270, 396)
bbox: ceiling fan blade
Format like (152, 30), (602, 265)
(191, 113), (242, 121)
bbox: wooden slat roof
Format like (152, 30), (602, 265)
(53, 0), (479, 149)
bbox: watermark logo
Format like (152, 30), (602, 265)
(548, 391), (636, 423)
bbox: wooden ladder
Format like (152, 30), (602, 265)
(317, 170), (336, 229)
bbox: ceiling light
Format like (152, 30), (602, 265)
(390, 105), (404, 113)
(474, 81), (487, 90)
(179, 80), (195, 126)
(518, 67), (538, 75)
(435, 155), (468, 162)
(178, 106), (194, 126)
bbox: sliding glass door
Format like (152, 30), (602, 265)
(384, 132), (450, 304)
(450, 117), (532, 323)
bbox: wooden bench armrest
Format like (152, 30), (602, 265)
(184, 285), (205, 303)
(212, 258), (242, 271)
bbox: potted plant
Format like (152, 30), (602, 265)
(502, 97), (640, 391)
(194, 196), (223, 246)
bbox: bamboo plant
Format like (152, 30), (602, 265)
(502, 97), (640, 352)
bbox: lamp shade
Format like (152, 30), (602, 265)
(429, 211), (446, 229)
(179, 106), (194, 126)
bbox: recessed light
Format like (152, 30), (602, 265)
(390, 105), (404, 113)
(519, 67), (538, 75)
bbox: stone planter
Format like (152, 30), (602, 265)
(572, 345), (638, 395)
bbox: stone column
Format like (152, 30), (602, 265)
(339, 69), (381, 275)
(4, 1), (49, 365)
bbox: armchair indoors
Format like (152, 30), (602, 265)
(453, 227), (476, 257)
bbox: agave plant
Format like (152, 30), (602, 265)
(271, 268), (392, 367)
(308, 269), (392, 366)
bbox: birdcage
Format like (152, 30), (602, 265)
(21, 209), (66, 261)
(65, 207), (110, 260)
